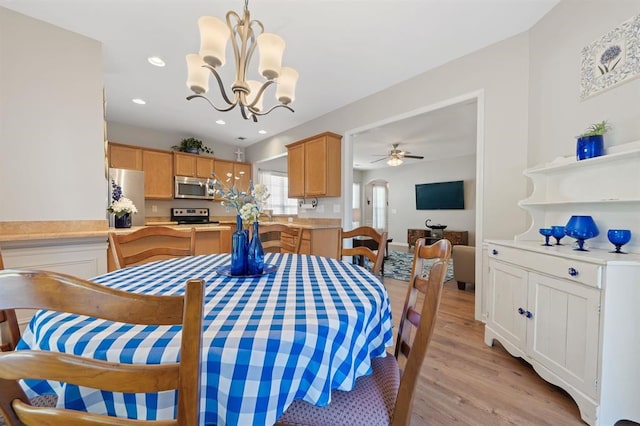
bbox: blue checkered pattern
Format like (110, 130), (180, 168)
(18, 253), (394, 426)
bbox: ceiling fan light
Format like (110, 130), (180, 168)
(387, 157), (403, 167)
(185, 54), (209, 94)
(257, 33), (285, 80)
(198, 16), (230, 68)
(276, 67), (298, 105)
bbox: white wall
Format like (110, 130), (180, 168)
(362, 155), (476, 246)
(247, 32), (531, 242)
(528, 1), (640, 165)
(0, 8), (104, 221)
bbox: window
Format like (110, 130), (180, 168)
(372, 184), (386, 230)
(258, 170), (298, 215)
(353, 182), (361, 228)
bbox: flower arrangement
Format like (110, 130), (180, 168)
(209, 172), (270, 226)
(107, 180), (138, 217)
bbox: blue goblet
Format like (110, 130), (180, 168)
(551, 225), (565, 245)
(607, 229), (631, 254)
(565, 215), (599, 251)
(539, 228), (553, 246)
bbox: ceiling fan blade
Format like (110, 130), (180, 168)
(403, 155), (424, 159)
(370, 157), (389, 163)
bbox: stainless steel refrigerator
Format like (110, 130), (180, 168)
(108, 168), (145, 227)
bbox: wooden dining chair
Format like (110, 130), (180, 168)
(0, 269), (204, 426)
(109, 226), (197, 269)
(0, 249), (21, 353)
(276, 238), (451, 426)
(339, 226), (388, 276)
(259, 223), (303, 254)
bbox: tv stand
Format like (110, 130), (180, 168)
(407, 229), (468, 248)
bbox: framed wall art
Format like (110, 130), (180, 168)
(580, 13), (640, 100)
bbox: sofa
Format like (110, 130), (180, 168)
(452, 245), (475, 290)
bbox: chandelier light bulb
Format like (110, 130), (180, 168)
(198, 16), (230, 68)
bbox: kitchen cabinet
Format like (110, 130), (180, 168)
(213, 159), (252, 198)
(174, 152), (215, 178)
(108, 142), (142, 170)
(286, 132), (342, 198)
(142, 149), (173, 199)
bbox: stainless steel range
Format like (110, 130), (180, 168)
(170, 208), (219, 225)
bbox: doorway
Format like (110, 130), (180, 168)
(363, 179), (389, 232)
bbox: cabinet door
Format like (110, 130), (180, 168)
(487, 260), (528, 353)
(109, 144), (142, 170)
(527, 272), (600, 399)
(234, 162), (252, 194)
(287, 144), (305, 198)
(142, 150), (173, 199)
(304, 137), (328, 196)
(174, 153), (196, 177)
(196, 157), (215, 179)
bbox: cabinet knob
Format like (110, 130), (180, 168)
(518, 307), (525, 315)
(492, 249), (498, 255)
(525, 311), (533, 319)
(568, 267), (578, 277)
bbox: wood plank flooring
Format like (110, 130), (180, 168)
(382, 276), (585, 425)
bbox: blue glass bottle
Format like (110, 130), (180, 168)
(247, 221), (264, 275)
(230, 215), (248, 276)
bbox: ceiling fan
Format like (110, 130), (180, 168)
(371, 143), (425, 164)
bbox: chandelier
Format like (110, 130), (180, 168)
(185, 0), (299, 122)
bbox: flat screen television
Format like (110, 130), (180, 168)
(415, 180), (464, 210)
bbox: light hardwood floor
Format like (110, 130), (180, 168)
(382, 276), (585, 425)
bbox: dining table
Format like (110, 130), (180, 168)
(17, 252), (394, 426)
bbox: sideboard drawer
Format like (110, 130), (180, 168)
(487, 244), (601, 288)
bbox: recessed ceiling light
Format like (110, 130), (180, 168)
(132, 98), (146, 105)
(258, 130), (267, 134)
(215, 119), (226, 125)
(147, 56), (166, 67)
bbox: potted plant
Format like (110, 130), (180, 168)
(576, 120), (609, 160)
(172, 138), (214, 155)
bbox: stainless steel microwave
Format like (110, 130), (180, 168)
(174, 176), (215, 200)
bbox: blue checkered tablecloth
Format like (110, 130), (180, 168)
(18, 253), (394, 425)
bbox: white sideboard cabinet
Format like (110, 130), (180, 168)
(484, 141), (640, 425)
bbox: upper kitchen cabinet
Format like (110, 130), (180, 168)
(142, 149), (173, 199)
(109, 142), (142, 170)
(174, 152), (214, 178)
(286, 132), (342, 198)
(214, 159), (252, 197)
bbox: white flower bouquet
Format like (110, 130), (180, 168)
(107, 180), (138, 217)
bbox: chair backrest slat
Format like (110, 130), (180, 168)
(109, 226), (196, 270)
(391, 238), (451, 426)
(339, 226), (388, 276)
(0, 270), (204, 425)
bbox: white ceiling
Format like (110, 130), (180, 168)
(1, 0), (557, 167)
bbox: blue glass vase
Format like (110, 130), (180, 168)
(247, 221), (265, 275)
(576, 135), (604, 160)
(114, 213), (132, 228)
(230, 215), (248, 276)
(565, 215), (599, 251)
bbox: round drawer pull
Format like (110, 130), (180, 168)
(518, 307), (525, 315)
(492, 249), (498, 255)
(568, 267), (579, 277)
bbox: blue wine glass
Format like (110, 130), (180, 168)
(539, 228), (553, 246)
(565, 215), (599, 251)
(551, 225), (565, 245)
(607, 229), (631, 254)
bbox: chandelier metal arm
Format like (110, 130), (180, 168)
(186, 94), (238, 112)
(251, 103), (295, 117)
(204, 64), (236, 106)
